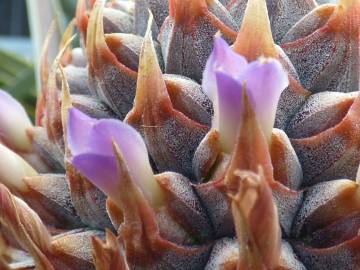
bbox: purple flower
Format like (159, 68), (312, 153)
(67, 108), (163, 206)
(203, 37), (289, 153)
(0, 90), (33, 152)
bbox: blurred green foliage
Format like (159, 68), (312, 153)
(0, 50), (36, 120)
(0, 0), (77, 121)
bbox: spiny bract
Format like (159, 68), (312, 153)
(0, 0), (359, 269)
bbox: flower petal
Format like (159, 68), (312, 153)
(87, 119), (154, 190)
(202, 37), (248, 102)
(68, 108), (158, 205)
(72, 153), (119, 198)
(206, 54), (288, 152)
(67, 108), (97, 156)
(0, 90), (33, 152)
(238, 59), (289, 140)
(214, 71), (244, 152)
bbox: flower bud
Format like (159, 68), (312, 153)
(0, 90), (33, 152)
(0, 144), (37, 192)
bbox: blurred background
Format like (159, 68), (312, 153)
(0, 0), (76, 119)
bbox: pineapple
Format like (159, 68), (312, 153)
(0, 0), (359, 269)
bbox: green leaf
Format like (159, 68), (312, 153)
(0, 49), (36, 121)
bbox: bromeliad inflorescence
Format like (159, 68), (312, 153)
(0, 0), (359, 269)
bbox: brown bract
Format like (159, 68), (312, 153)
(228, 0), (316, 42)
(282, 0), (360, 93)
(232, 0), (310, 130)
(106, 198), (124, 231)
(50, 229), (103, 270)
(45, 36), (76, 147)
(291, 91), (360, 185)
(0, 184), (54, 270)
(86, 1), (137, 119)
(159, 0), (237, 82)
(229, 167), (281, 270)
(224, 90), (274, 191)
(112, 143), (212, 270)
(76, 0), (89, 45)
(287, 91), (356, 139)
(233, 0), (277, 60)
(65, 162), (114, 229)
(91, 229), (129, 270)
(271, 129), (303, 190)
(195, 91), (304, 237)
(155, 172), (214, 242)
(45, 62), (64, 145)
(169, 0), (208, 25)
(21, 174), (83, 229)
(126, 17), (209, 178)
(292, 180), (360, 238)
(36, 22), (56, 127)
(292, 234), (360, 269)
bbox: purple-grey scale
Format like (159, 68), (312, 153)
(279, 240), (307, 270)
(56, 65), (91, 96)
(134, 0), (169, 36)
(139, 116), (209, 178)
(27, 127), (65, 173)
(65, 161), (114, 229)
(88, 31), (164, 119)
(195, 181), (235, 238)
(192, 130), (222, 182)
(228, 0), (317, 42)
(70, 94), (117, 119)
(50, 229), (105, 270)
(291, 180), (355, 238)
(281, 6), (359, 93)
(87, 7), (138, 120)
(164, 74), (213, 126)
(204, 238), (238, 269)
(22, 174), (84, 228)
(156, 172), (214, 241)
(88, 59), (137, 120)
(291, 128), (360, 186)
(287, 91), (357, 139)
(103, 7), (134, 34)
(316, 0), (338, 3)
(271, 128), (303, 190)
(305, 211), (360, 248)
(106, 33), (165, 71)
(220, 0), (232, 6)
(273, 45), (309, 130)
(158, 2), (237, 83)
(271, 184), (304, 236)
(292, 239), (360, 270)
(70, 48), (88, 67)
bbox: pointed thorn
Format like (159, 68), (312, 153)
(233, 0), (277, 60)
(131, 13), (172, 118)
